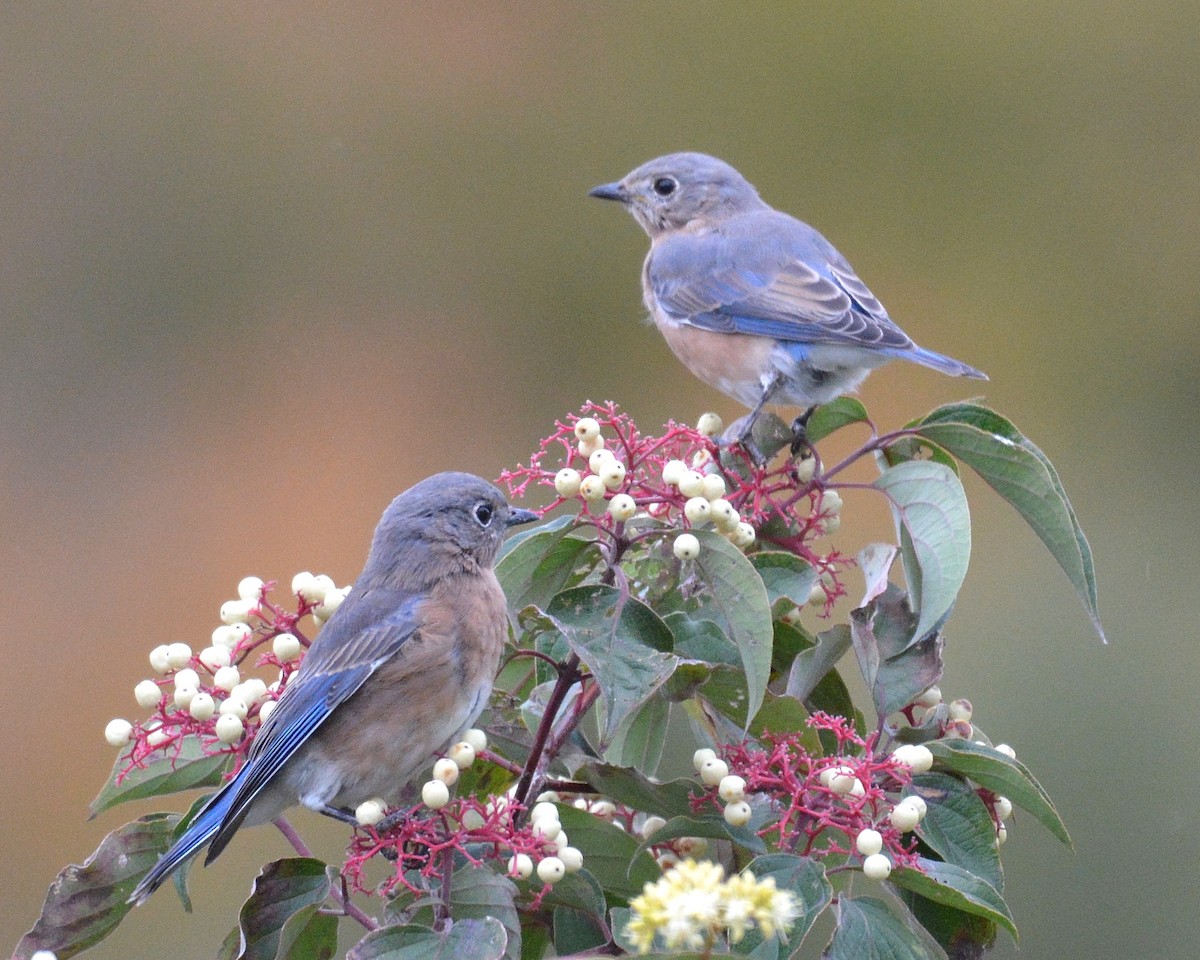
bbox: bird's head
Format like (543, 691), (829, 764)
(368, 472), (538, 577)
(589, 152), (765, 237)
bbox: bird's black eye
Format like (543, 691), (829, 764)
(653, 177), (677, 197)
(473, 502), (494, 526)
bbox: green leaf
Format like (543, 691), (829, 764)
(896, 885), (997, 957)
(742, 854), (832, 951)
(910, 773), (1003, 893)
(889, 858), (1017, 942)
(579, 762), (701, 819)
(89, 737), (232, 817)
(347, 918), (509, 960)
(16, 813), (180, 960)
(606, 691), (670, 772)
(874, 460), (970, 647)
(751, 552), (817, 613)
(665, 613), (740, 665)
(693, 530), (774, 725)
(496, 516), (595, 611)
(824, 896), (939, 960)
(170, 792), (215, 912)
(553, 906), (607, 954)
(926, 740), (1071, 848)
(535, 869), (607, 918)
(638, 813), (767, 856)
(849, 585), (944, 718)
(914, 402), (1104, 641)
(544, 584), (677, 742)
(385, 865), (520, 960)
(785, 625), (852, 703)
(555, 804), (660, 902)
(234, 857), (334, 960)
(805, 397), (870, 444)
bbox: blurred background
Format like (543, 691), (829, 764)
(3, 3), (1196, 957)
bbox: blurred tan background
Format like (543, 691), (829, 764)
(3, 3), (1196, 957)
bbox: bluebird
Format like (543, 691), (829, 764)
(129, 472), (537, 904)
(589, 152), (986, 456)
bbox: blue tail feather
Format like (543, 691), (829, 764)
(903, 345), (988, 380)
(127, 786), (235, 905)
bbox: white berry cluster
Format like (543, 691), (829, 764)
(553, 418), (634, 520)
(663, 455), (755, 560)
(637, 813), (708, 871)
(103, 572), (352, 753)
(690, 748), (756, 828)
(290, 571), (352, 625)
(507, 798), (584, 884)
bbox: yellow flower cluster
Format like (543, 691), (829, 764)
(625, 859), (799, 953)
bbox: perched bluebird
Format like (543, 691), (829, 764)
(590, 152), (986, 454)
(129, 472), (537, 904)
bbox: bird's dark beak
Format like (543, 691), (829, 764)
(588, 181), (627, 202)
(506, 508), (540, 527)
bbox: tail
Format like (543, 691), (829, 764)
(128, 786), (236, 905)
(905, 345), (988, 380)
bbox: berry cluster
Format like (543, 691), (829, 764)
(103, 573), (348, 784)
(499, 402), (852, 609)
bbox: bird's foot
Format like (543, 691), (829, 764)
(789, 407), (816, 460)
(376, 808), (410, 833)
(316, 804), (361, 826)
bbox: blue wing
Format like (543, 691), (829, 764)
(648, 210), (916, 352)
(203, 590), (424, 861)
(129, 587), (424, 903)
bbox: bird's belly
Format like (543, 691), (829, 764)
(655, 320), (777, 408)
(769, 342), (891, 407)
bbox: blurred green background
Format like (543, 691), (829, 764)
(3, 3), (1196, 957)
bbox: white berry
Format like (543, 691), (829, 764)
(732, 522), (756, 549)
(996, 824), (1008, 845)
(640, 815), (666, 839)
(148, 645), (172, 674)
(608, 493), (636, 522)
(709, 499), (740, 532)
(166, 643), (192, 669)
(579, 475), (607, 501)
(559, 846), (584, 872)
(677, 471), (705, 498)
(590, 800), (616, 821)
(173, 685), (198, 710)
(994, 743), (1016, 760)
(105, 718), (133, 747)
(891, 744), (934, 774)
(948, 698), (973, 722)
(537, 857), (565, 884)
(693, 748), (717, 771)
(573, 417), (600, 443)
(588, 447), (616, 474)
(862, 853), (892, 880)
(422, 779), (450, 809)
(447, 741), (476, 768)
(684, 497), (712, 526)
(433, 758), (460, 786)
(718, 775), (746, 803)
(356, 798), (387, 826)
(724, 801), (752, 827)
(173, 668), (200, 690)
(856, 828), (884, 856)
(673, 533), (700, 561)
(915, 686), (942, 708)
(699, 757), (729, 786)
(291, 571), (319, 601)
(188, 692), (216, 721)
(237, 576), (265, 602)
(696, 412), (724, 437)
(134, 680), (163, 709)
(600, 461), (627, 489)
(508, 853), (533, 879)
(273, 632), (302, 661)
(700, 474), (726, 501)
(554, 468), (582, 498)
(462, 728), (488, 753)
(199, 645), (232, 671)
(532, 818), (561, 842)
(212, 665), (241, 692)
(662, 460), (688, 486)
(531, 801), (560, 824)
(215, 713), (244, 744)
(995, 796), (1013, 821)
(890, 799), (921, 832)
(220, 599), (254, 625)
